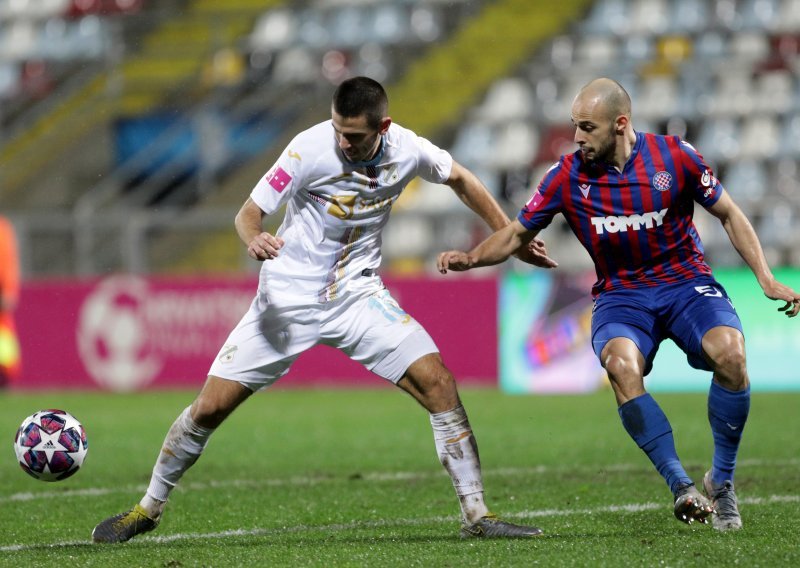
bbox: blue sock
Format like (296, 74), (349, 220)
(618, 393), (692, 495)
(707, 381), (750, 485)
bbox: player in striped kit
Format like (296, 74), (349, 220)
(438, 78), (800, 530)
(92, 77), (556, 543)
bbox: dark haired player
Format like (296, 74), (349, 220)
(92, 77), (555, 543)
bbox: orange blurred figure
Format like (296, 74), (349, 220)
(0, 216), (21, 387)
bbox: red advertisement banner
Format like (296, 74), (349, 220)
(14, 275), (497, 391)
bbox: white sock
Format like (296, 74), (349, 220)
(429, 405), (489, 524)
(140, 406), (215, 519)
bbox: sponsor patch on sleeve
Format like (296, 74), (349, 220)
(267, 167), (292, 193)
(527, 191), (544, 211)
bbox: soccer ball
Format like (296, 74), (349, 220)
(13, 409), (88, 482)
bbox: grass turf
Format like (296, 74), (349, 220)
(1, 388), (799, 567)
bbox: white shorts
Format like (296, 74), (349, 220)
(208, 288), (439, 390)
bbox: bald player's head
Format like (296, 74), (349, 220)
(575, 78), (631, 121)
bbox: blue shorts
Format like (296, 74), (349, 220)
(591, 275), (744, 376)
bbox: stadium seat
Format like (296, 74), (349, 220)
(249, 10), (297, 52)
(693, 117), (741, 162)
(777, 112), (800, 158)
(739, 0), (780, 31)
(489, 122), (539, 171)
(730, 31), (771, 62)
(408, 4), (442, 42)
(758, 201), (796, 255)
(367, 4), (408, 44)
(776, 0), (800, 32)
(0, 0), (69, 19)
(723, 159), (770, 207)
(739, 114), (780, 159)
(328, 6), (370, 48)
(774, 157), (800, 202)
(636, 76), (679, 120)
(630, 0), (670, 37)
(0, 63), (18, 99)
(667, 0), (709, 34)
(450, 121), (494, 168)
(581, 0), (630, 36)
(475, 78), (535, 124)
(693, 30), (728, 61)
(707, 72), (755, 117)
(753, 69), (795, 114)
(620, 34), (654, 62)
(575, 36), (618, 66)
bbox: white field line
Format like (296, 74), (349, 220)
(1, 494), (798, 553)
(3, 457), (799, 505)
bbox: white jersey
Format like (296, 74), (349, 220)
(250, 120), (453, 303)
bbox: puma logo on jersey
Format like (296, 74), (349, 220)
(326, 193), (396, 220)
(327, 194), (358, 219)
(590, 208), (668, 234)
(287, 149), (302, 161)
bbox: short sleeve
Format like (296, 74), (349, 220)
(517, 161), (565, 231)
(414, 135), (453, 184)
(679, 139), (725, 208)
(250, 138), (304, 215)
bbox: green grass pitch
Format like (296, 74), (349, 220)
(1, 388), (799, 567)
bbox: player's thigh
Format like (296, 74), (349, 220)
(666, 278), (743, 371)
(591, 289), (661, 375)
(208, 293), (321, 391)
(324, 289), (439, 384)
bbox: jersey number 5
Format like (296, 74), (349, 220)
(694, 285), (722, 297)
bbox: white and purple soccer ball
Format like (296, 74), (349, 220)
(13, 409), (88, 481)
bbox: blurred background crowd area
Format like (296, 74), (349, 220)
(2, 0), (800, 278)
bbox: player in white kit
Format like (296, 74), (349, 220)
(92, 77), (556, 543)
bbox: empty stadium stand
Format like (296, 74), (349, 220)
(3, 0), (800, 276)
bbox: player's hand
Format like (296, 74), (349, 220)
(762, 279), (800, 317)
(514, 237), (558, 269)
(247, 232), (284, 261)
(437, 251), (473, 274)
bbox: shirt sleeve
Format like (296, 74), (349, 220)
(414, 134), (453, 183)
(250, 137), (304, 215)
(517, 161), (565, 231)
(679, 139), (724, 208)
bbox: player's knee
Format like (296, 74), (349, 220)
(710, 347), (748, 389)
(603, 353), (641, 383)
(190, 396), (231, 429)
(425, 367), (457, 396)
(418, 368), (459, 410)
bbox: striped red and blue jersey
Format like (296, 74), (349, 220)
(518, 131), (723, 297)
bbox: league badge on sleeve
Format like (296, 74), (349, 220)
(526, 191), (544, 212)
(267, 166), (292, 193)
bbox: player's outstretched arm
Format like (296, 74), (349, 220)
(438, 220), (534, 274)
(444, 160), (510, 231)
(444, 160), (557, 268)
(708, 192), (800, 317)
(235, 197), (285, 261)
